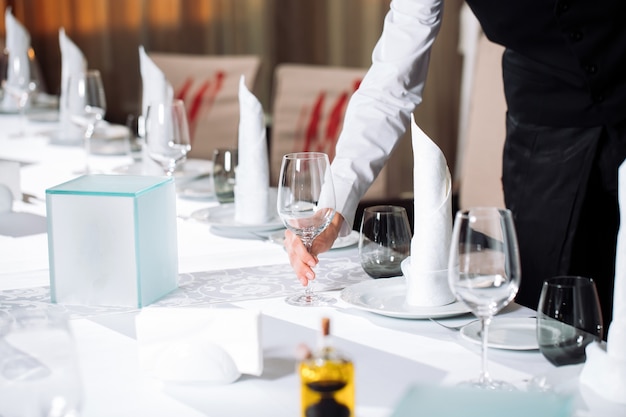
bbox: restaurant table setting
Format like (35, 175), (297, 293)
(1, 52), (626, 417)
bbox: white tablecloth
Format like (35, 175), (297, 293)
(0, 112), (622, 417)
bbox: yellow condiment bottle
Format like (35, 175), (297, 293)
(299, 317), (355, 417)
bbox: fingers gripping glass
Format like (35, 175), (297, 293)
(277, 152), (336, 307)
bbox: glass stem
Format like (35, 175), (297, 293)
(479, 316), (492, 383)
(18, 105), (26, 137)
(302, 237), (315, 301)
(84, 124), (95, 173)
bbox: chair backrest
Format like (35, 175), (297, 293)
(270, 63), (387, 200)
(149, 53), (261, 160)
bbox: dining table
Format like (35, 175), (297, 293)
(0, 109), (623, 417)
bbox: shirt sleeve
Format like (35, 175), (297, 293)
(331, 0), (444, 234)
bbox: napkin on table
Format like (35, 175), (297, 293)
(58, 28), (87, 143)
(1, 7), (31, 112)
(579, 162), (626, 405)
(139, 46), (174, 174)
(402, 114), (455, 307)
(135, 307), (262, 384)
(234, 75), (271, 224)
(139, 45), (173, 122)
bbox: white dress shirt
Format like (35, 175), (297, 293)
(331, 0), (444, 233)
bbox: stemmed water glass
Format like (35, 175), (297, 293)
(277, 152), (336, 306)
(67, 69), (107, 174)
(145, 99), (191, 177)
(448, 207), (521, 390)
(1, 50), (39, 138)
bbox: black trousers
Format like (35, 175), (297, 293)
(502, 114), (626, 332)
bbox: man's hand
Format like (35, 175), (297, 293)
(283, 213), (345, 286)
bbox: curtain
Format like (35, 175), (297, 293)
(1, 0), (464, 198)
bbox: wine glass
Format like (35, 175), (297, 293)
(277, 152), (336, 306)
(67, 69), (107, 174)
(448, 207), (521, 390)
(0, 309), (83, 417)
(1, 49), (39, 138)
(537, 275), (603, 366)
(145, 99), (191, 177)
(359, 205), (412, 278)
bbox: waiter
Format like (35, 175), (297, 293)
(284, 0), (626, 329)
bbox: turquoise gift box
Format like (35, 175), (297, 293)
(46, 175), (179, 308)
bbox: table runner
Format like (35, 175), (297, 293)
(0, 255), (369, 319)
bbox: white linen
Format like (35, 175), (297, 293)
(330, 0), (443, 231)
(58, 28), (87, 142)
(234, 75), (270, 224)
(0, 160), (20, 204)
(139, 46), (173, 121)
(2, 7), (31, 111)
(135, 307), (262, 383)
(579, 162), (626, 404)
(403, 114), (455, 306)
(139, 46), (175, 174)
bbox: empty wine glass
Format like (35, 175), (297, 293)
(537, 275), (603, 366)
(1, 49), (39, 137)
(145, 99), (191, 177)
(359, 205), (412, 278)
(448, 207), (521, 390)
(67, 69), (107, 174)
(277, 152), (336, 306)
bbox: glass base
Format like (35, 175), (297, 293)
(457, 378), (517, 391)
(285, 292), (337, 307)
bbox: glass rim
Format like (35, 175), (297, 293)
(282, 151), (329, 160)
(363, 205), (407, 214)
(455, 206), (512, 217)
(543, 275), (596, 288)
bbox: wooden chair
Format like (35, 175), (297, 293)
(149, 53), (261, 160)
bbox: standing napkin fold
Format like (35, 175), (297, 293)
(2, 7), (31, 111)
(138, 46), (174, 174)
(58, 28), (87, 143)
(404, 114), (455, 306)
(139, 46), (173, 120)
(234, 75), (270, 224)
(579, 162), (626, 405)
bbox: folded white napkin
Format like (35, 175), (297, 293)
(58, 28), (87, 142)
(135, 307), (262, 384)
(234, 75), (271, 224)
(580, 163), (626, 405)
(139, 46), (173, 121)
(138, 46), (174, 174)
(403, 114), (455, 307)
(2, 7), (31, 111)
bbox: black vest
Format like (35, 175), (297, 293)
(465, 0), (626, 127)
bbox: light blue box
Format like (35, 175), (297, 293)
(46, 175), (178, 308)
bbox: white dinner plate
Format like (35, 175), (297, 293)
(459, 317), (539, 350)
(268, 230), (359, 250)
(190, 203), (284, 232)
(340, 277), (471, 319)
